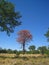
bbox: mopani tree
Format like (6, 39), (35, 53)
(17, 30), (32, 54)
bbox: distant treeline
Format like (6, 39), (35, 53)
(0, 45), (49, 55)
(0, 48), (17, 54)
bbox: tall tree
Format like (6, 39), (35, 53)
(29, 45), (35, 51)
(17, 30), (32, 54)
(44, 28), (49, 42)
(0, 0), (21, 36)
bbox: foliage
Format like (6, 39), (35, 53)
(0, 48), (17, 54)
(0, 0), (21, 36)
(0, 45), (49, 55)
(37, 46), (47, 55)
(29, 45), (36, 51)
(44, 28), (49, 41)
(0, 48), (7, 53)
(25, 50), (40, 54)
(17, 30), (32, 54)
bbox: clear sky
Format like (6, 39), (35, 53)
(0, 0), (49, 50)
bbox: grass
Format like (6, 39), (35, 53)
(0, 53), (49, 65)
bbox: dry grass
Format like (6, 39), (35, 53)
(0, 53), (42, 57)
(0, 53), (49, 65)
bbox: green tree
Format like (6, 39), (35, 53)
(13, 50), (17, 54)
(46, 45), (49, 50)
(29, 45), (35, 51)
(0, 0), (21, 36)
(0, 47), (3, 53)
(44, 28), (49, 56)
(7, 49), (13, 53)
(44, 28), (49, 42)
(37, 46), (47, 55)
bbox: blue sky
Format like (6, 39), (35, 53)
(0, 0), (49, 50)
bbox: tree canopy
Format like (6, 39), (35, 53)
(0, 0), (21, 36)
(44, 28), (49, 42)
(37, 46), (47, 55)
(29, 45), (35, 51)
(17, 30), (32, 54)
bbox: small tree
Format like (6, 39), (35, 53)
(29, 45), (35, 51)
(17, 30), (32, 54)
(37, 46), (47, 55)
